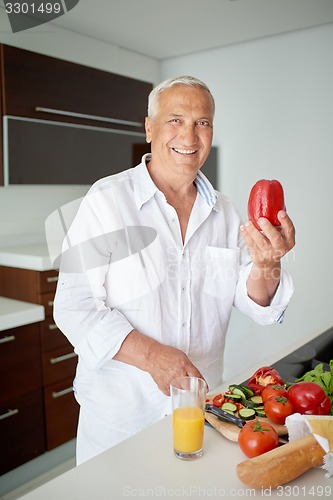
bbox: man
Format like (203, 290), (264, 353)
(53, 76), (295, 465)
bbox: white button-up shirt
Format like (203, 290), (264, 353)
(53, 154), (294, 463)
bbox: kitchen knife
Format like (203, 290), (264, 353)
(205, 403), (245, 429)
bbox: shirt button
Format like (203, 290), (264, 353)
(182, 322), (187, 327)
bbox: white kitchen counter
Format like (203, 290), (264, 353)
(0, 296), (45, 331)
(0, 243), (53, 271)
(18, 329), (332, 500)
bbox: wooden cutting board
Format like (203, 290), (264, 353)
(205, 394), (287, 442)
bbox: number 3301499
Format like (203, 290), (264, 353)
(5, 3), (62, 14)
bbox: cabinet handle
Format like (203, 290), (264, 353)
(52, 387), (74, 399)
(35, 106), (143, 128)
(0, 335), (15, 344)
(50, 352), (77, 364)
(0, 408), (19, 421)
(48, 323), (59, 331)
(47, 276), (58, 283)
(48, 300), (54, 307)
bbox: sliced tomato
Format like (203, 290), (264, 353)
(212, 394), (224, 407)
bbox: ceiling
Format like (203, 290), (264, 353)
(46, 0), (333, 60)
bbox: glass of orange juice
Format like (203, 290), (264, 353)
(170, 376), (207, 460)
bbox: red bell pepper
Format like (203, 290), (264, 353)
(287, 381), (331, 415)
(248, 179), (286, 230)
(247, 366), (284, 392)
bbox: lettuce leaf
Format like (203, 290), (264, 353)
(295, 361), (333, 399)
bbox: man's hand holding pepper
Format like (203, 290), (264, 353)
(241, 210), (296, 306)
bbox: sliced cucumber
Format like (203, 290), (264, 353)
(231, 386), (247, 400)
(240, 385), (255, 398)
(250, 395), (263, 406)
(242, 399), (259, 409)
(223, 393), (242, 402)
(221, 402), (237, 413)
(239, 408), (256, 420)
(255, 408), (267, 418)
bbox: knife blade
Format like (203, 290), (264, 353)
(205, 403), (245, 429)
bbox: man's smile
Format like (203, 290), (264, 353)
(172, 148), (197, 155)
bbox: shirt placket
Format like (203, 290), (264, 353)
(179, 246), (191, 354)
(165, 202), (192, 353)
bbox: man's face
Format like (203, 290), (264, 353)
(145, 84), (214, 178)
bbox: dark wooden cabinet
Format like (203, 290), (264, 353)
(0, 44), (153, 185)
(0, 390), (45, 476)
(0, 324), (45, 475)
(0, 265), (79, 467)
(0, 322), (42, 400)
(1, 44), (150, 128)
(44, 377), (79, 450)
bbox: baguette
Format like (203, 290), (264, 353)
(236, 434), (325, 489)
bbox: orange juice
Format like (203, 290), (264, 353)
(173, 406), (204, 453)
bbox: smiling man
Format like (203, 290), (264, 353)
(54, 76), (295, 465)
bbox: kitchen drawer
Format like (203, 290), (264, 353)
(44, 378), (79, 450)
(0, 266), (58, 302)
(0, 323), (42, 401)
(39, 291), (55, 317)
(40, 317), (72, 352)
(42, 346), (77, 386)
(37, 270), (59, 294)
(0, 389), (45, 475)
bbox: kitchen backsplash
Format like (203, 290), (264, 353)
(0, 185), (89, 247)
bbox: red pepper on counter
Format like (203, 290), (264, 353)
(287, 381), (331, 415)
(248, 179), (286, 230)
(247, 366), (284, 392)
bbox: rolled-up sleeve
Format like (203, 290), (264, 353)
(234, 261), (294, 325)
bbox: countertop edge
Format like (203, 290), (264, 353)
(0, 297), (45, 331)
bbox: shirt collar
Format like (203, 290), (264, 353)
(193, 169), (218, 209)
(133, 154), (159, 210)
(133, 153), (220, 211)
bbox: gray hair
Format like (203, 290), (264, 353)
(147, 75), (215, 121)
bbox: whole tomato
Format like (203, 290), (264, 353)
(238, 419), (279, 458)
(264, 396), (295, 424)
(287, 382), (331, 415)
(261, 385), (288, 403)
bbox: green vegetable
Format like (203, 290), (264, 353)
(255, 408), (267, 418)
(239, 408), (256, 420)
(222, 402), (238, 413)
(295, 360), (333, 413)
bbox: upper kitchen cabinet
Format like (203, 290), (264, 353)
(0, 44), (152, 185)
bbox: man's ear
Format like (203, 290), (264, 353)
(145, 116), (152, 144)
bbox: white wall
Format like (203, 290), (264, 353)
(0, 14), (159, 246)
(161, 23), (333, 381)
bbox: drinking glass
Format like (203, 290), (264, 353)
(170, 376), (207, 460)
